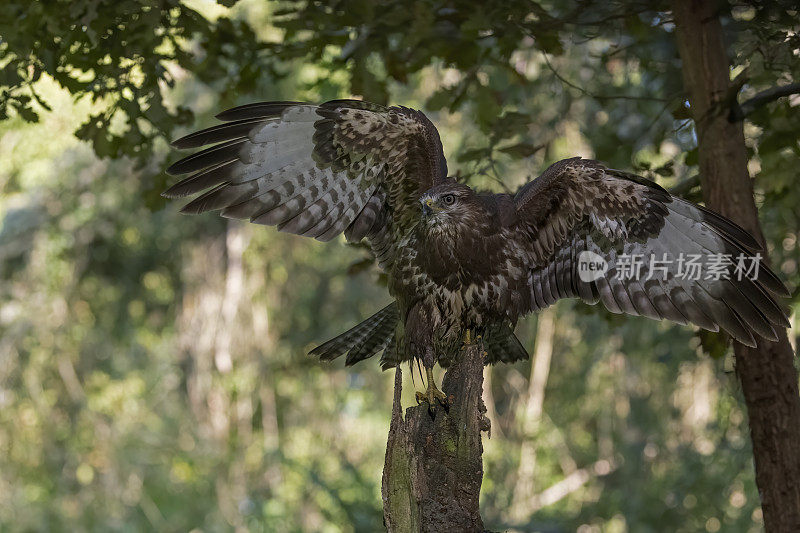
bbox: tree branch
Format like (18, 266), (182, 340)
(526, 458), (618, 512)
(729, 82), (800, 122)
(510, 309), (556, 522)
(539, 51), (669, 103)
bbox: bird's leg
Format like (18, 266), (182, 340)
(415, 367), (449, 417)
(462, 327), (481, 346)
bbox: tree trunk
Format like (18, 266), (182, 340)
(382, 341), (489, 532)
(509, 309), (556, 521)
(672, 2), (800, 530)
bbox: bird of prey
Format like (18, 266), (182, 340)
(165, 99), (789, 412)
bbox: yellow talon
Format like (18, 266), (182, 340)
(415, 368), (450, 415)
(463, 329), (475, 345)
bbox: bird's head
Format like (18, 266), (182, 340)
(419, 180), (480, 230)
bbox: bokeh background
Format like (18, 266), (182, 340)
(1, 1), (798, 531)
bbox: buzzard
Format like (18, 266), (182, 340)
(165, 100), (789, 411)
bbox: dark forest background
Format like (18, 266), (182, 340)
(0, 1), (798, 531)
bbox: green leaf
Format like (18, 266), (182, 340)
(685, 148), (699, 167)
(654, 161), (674, 176)
(426, 88), (456, 111)
(11, 100), (39, 123)
(497, 142), (543, 158)
(697, 329), (730, 359)
(535, 31), (564, 55)
(457, 147), (491, 163)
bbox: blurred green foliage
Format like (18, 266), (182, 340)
(0, 0), (266, 161)
(0, 1), (798, 531)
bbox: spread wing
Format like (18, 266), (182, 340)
(508, 158), (790, 347)
(164, 100), (447, 244)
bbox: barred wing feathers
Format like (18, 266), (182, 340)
(511, 158), (789, 347)
(165, 100), (447, 244)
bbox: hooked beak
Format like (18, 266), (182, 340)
(421, 197), (435, 217)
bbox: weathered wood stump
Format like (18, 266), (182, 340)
(381, 341), (489, 532)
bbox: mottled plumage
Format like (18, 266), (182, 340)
(165, 100), (790, 377)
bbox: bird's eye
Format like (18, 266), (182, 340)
(441, 194), (456, 206)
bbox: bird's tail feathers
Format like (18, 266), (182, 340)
(310, 302), (529, 368)
(309, 302), (399, 366)
(484, 322), (530, 365)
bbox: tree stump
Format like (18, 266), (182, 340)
(381, 340), (489, 532)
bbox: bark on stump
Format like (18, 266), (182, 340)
(382, 341), (489, 532)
